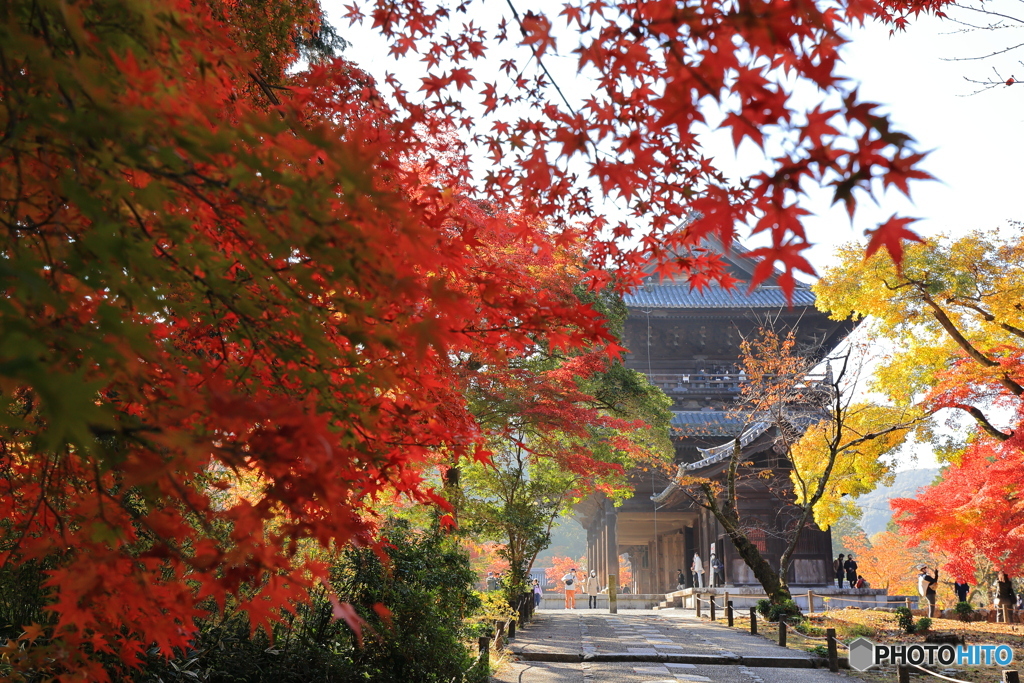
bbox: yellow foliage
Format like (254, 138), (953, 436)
(790, 404), (918, 529)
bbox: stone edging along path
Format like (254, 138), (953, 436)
(513, 651), (825, 668)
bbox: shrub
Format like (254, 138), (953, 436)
(756, 599), (771, 618)
(894, 606), (916, 633)
(954, 601), (974, 622)
(767, 599), (801, 623)
(809, 644), (830, 658)
(137, 519), (484, 683)
(915, 617), (932, 633)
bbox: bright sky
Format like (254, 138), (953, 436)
(325, 0), (1021, 272)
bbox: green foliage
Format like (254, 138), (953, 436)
(756, 599), (772, 618)
(767, 599), (801, 622)
(0, 558), (55, 642)
(915, 617), (932, 633)
(138, 520), (484, 683)
(894, 606), (916, 633)
(792, 618), (825, 637)
(954, 601), (974, 621)
(809, 644), (830, 658)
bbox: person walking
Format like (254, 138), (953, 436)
(918, 565), (939, 618)
(532, 579), (543, 608)
(586, 570), (599, 608)
(834, 554), (845, 589)
(844, 555), (858, 587)
(995, 571), (1016, 622)
(562, 568), (578, 610)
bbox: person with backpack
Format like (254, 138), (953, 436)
(918, 565), (938, 618)
(562, 568), (578, 609)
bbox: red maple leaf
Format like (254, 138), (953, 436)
(864, 215), (924, 266)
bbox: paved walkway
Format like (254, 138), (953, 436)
(493, 609), (867, 683)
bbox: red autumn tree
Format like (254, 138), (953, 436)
(892, 439), (1024, 579)
(0, 2), (620, 677)
(545, 556), (588, 593)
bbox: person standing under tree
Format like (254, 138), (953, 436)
(953, 578), (970, 605)
(834, 554), (845, 588)
(995, 572), (1016, 623)
(562, 568), (578, 610)
(710, 552), (724, 587)
(844, 555), (858, 587)
(918, 565), (938, 618)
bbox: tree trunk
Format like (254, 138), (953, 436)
(717, 513), (793, 604)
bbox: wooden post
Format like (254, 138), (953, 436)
(897, 664), (911, 683)
(1003, 671), (1020, 683)
(727, 600), (734, 627)
(778, 620), (787, 647)
(696, 593), (702, 618)
(508, 619), (516, 639)
(494, 620), (504, 651)
(1003, 604), (1011, 624)
(750, 607), (757, 635)
(608, 574), (618, 614)
(905, 597), (912, 612)
(808, 590), (815, 615)
(478, 635), (489, 659)
(710, 595), (716, 621)
(826, 628), (838, 673)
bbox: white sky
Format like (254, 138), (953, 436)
(325, 1), (1021, 271)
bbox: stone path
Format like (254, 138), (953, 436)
(492, 609), (867, 683)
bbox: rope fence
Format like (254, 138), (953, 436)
(906, 663), (973, 683)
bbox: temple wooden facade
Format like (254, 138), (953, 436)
(576, 245), (854, 594)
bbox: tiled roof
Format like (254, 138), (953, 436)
(625, 283), (815, 309)
(670, 411), (746, 437)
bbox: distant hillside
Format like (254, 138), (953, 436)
(854, 467), (941, 538)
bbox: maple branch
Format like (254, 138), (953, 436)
(914, 285), (1024, 396)
(952, 299), (1024, 340)
(949, 403), (1013, 441)
(503, 0), (578, 116)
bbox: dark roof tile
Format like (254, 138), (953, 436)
(670, 411), (746, 436)
(625, 283), (815, 309)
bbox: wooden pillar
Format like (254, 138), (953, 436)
(605, 500), (619, 592)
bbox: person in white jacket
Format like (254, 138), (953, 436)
(561, 568), (578, 609)
(691, 553), (705, 589)
(585, 569), (600, 608)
